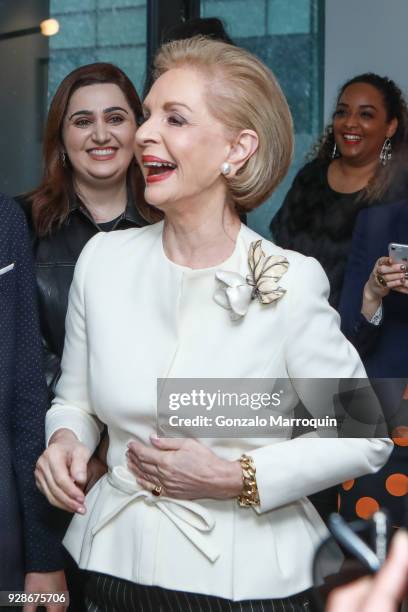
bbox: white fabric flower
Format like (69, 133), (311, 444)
(214, 240), (289, 320)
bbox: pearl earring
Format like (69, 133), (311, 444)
(221, 162), (231, 176)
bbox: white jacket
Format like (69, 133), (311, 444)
(46, 221), (392, 600)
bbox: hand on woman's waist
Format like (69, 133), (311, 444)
(126, 435), (243, 500)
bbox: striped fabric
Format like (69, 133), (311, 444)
(84, 572), (312, 611)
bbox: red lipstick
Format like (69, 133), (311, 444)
(142, 154), (177, 184)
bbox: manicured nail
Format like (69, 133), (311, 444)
(401, 264), (406, 271)
(404, 272), (408, 278)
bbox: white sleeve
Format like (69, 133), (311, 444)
(369, 303), (383, 326)
(45, 233), (106, 452)
(250, 257), (393, 513)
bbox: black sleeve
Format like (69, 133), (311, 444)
(269, 171), (297, 249)
(42, 336), (62, 402)
(269, 161), (316, 249)
(270, 188), (294, 248)
(339, 210), (381, 355)
(10, 203), (65, 573)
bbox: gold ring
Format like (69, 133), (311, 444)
(375, 271), (387, 287)
(152, 484), (163, 497)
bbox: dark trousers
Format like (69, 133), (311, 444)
(66, 552), (87, 612)
(84, 572), (313, 611)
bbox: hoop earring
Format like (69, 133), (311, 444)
(221, 162), (231, 176)
(331, 143), (338, 159)
(380, 138), (392, 166)
(61, 151), (67, 167)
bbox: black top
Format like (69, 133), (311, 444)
(271, 159), (408, 309)
(17, 194), (147, 397)
(0, 194), (64, 588)
(270, 159), (368, 309)
(97, 214), (124, 232)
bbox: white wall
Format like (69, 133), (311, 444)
(324, 0), (408, 121)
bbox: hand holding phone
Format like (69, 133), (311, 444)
(364, 251), (408, 308)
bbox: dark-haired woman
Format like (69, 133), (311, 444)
(271, 73), (408, 310)
(270, 73), (408, 522)
(19, 62), (148, 399)
(18, 62), (148, 610)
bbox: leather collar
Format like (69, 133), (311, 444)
(69, 192), (146, 227)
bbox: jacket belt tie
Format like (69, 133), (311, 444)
(79, 465), (220, 565)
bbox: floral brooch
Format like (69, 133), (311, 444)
(214, 240), (289, 320)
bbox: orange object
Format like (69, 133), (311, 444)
(355, 496), (380, 519)
(392, 426), (408, 446)
(385, 473), (408, 497)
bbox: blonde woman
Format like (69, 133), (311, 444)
(35, 37), (392, 611)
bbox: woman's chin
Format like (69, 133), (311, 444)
(85, 168), (126, 184)
(144, 194), (169, 212)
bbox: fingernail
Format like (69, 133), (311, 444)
(404, 272), (408, 278)
(77, 506), (86, 515)
(401, 265), (406, 271)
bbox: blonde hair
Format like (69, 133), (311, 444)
(153, 36), (294, 211)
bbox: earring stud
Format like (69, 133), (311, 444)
(221, 162), (231, 176)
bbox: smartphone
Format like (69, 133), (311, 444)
(388, 242), (408, 264)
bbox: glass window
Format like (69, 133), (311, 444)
(201, 0), (324, 237)
(49, 0), (147, 100)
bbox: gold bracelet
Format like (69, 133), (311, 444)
(237, 454), (260, 507)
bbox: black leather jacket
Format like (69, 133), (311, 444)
(17, 195), (147, 398)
